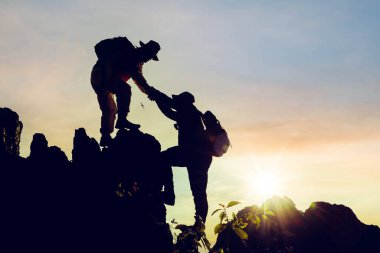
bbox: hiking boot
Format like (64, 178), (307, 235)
(193, 215), (204, 228)
(100, 134), (112, 147)
(115, 118), (140, 130)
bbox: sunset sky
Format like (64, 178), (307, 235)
(1, 0), (380, 244)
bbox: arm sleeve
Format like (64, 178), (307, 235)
(157, 102), (177, 121)
(131, 63), (151, 94)
(150, 87), (174, 107)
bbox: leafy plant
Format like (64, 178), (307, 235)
(212, 201), (248, 241)
(171, 201), (276, 253)
(172, 216), (211, 253)
(211, 201), (275, 253)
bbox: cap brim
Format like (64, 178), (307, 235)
(152, 55), (159, 61)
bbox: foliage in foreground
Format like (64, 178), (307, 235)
(210, 201), (275, 253)
(171, 201), (275, 253)
(172, 216), (211, 253)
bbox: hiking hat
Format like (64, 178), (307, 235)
(139, 40), (160, 61)
(172, 92), (195, 104)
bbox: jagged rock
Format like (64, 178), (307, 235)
(0, 130), (5, 155)
(0, 107), (23, 156)
(262, 195), (304, 228)
(2, 114), (174, 252)
(5, 106), (378, 253)
(80, 129), (174, 253)
(28, 133), (69, 168)
(108, 129), (173, 223)
(49, 145), (69, 166)
(28, 133), (49, 161)
(304, 201), (380, 253)
(72, 128), (100, 166)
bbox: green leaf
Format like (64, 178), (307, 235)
(255, 216), (261, 229)
(239, 222), (248, 229)
(265, 210), (275, 216)
(214, 223), (227, 234)
(227, 201), (241, 208)
(256, 216), (261, 225)
(211, 208), (222, 216)
(246, 213), (254, 219)
(232, 212), (237, 220)
(233, 227), (248, 240)
(250, 216), (261, 227)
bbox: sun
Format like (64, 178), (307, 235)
(252, 171), (280, 197)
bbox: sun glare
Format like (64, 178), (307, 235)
(240, 154), (286, 202)
(253, 171), (279, 197)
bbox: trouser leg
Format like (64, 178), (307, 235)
(163, 147), (212, 221)
(187, 155), (212, 222)
(91, 63), (117, 135)
(161, 146), (187, 167)
(114, 81), (132, 118)
(188, 169), (208, 222)
(96, 90), (117, 134)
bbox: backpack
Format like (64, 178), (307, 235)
(202, 111), (230, 157)
(94, 37), (135, 61)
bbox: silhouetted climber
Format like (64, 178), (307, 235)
(91, 37), (161, 147)
(149, 89), (212, 222)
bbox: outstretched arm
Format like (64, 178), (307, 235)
(131, 63), (151, 94)
(146, 87), (178, 120)
(149, 87), (173, 107)
(157, 102), (177, 121)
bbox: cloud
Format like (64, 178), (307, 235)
(228, 114), (380, 153)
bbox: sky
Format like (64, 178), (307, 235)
(1, 0), (380, 245)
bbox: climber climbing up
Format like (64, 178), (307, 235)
(90, 37), (160, 147)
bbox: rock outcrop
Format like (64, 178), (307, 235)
(213, 196), (380, 253)
(1, 108), (379, 253)
(1, 121), (174, 252)
(0, 107), (23, 156)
